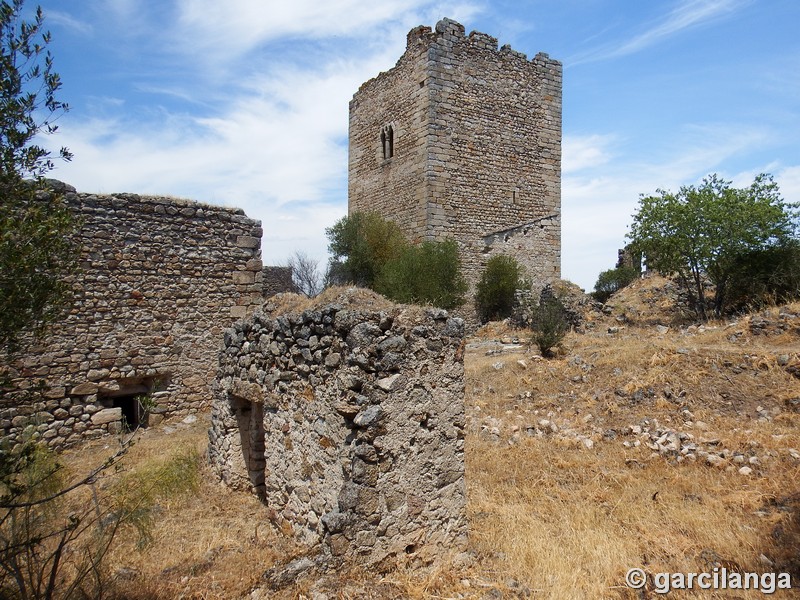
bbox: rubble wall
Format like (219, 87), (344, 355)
(1, 183), (263, 448)
(209, 290), (467, 566)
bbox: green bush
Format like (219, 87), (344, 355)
(375, 239), (467, 309)
(325, 212), (408, 287)
(530, 294), (570, 357)
(725, 239), (800, 312)
(592, 265), (639, 303)
(475, 255), (524, 323)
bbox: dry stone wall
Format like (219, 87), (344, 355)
(349, 18), (562, 295)
(1, 182), (263, 449)
(209, 289), (467, 566)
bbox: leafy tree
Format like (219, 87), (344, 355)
(592, 265), (639, 303)
(627, 173), (798, 319)
(0, 0), (72, 181)
(475, 255), (524, 323)
(1, 0), (75, 353)
(325, 211), (408, 288)
(375, 239), (467, 309)
(725, 238), (800, 311)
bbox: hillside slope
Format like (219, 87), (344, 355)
(60, 280), (800, 599)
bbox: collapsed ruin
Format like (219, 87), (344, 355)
(208, 289), (467, 565)
(1, 182), (267, 449)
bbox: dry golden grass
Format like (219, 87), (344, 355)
(50, 294), (800, 599)
(59, 417), (297, 600)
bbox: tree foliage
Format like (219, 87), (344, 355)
(326, 212), (408, 288)
(326, 211), (467, 309)
(1, 0), (71, 183)
(0, 0), (75, 354)
(627, 173), (798, 319)
(1, 185), (76, 353)
(475, 255), (524, 323)
(725, 238), (800, 312)
(375, 239), (467, 309)
(592, 265), (639, 303)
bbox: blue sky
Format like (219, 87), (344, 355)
(33, 0), (800, 291)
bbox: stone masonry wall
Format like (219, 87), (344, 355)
(1, 182), (263, 449)
(349, 18), (562, 296)
(263, 266), (296, 298)
(209, 289), (467, 566)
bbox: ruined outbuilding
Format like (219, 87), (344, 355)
(1, 182), (265, 449)
(209, 289), (467, 566)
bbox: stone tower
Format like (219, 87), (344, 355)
(348, 18), (562, 292)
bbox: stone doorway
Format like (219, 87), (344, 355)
(99, 376), (163, 430)
(231, 395), (266, 498)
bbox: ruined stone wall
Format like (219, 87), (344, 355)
(209, 289), (467, 566)
(263, 266), (296, 298)
(1, 183), (263, 449)
(349, 18), (562, 293)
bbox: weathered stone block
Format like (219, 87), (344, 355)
(90, 407), (122, 425)
(70, 382), (98, 395)
(236, 235), (260, 249)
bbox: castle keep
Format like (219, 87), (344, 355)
(349, 18), (562, 290)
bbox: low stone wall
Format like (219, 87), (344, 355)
(209, 289), (467, 566)
(1, 182), (263, 449)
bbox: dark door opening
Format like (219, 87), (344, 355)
(113, 394), (141, 429)
(100, 379), (154, 430)
(231, 395), (266, 498)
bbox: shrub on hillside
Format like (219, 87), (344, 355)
(475, 255), (524, 322)
(725, 239), (800, 312)
(530, 292), (570, 358)
(592, 265), (640, 303)
(375, 239), (467, 309)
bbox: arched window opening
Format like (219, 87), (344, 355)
(381, 124), (394, 160)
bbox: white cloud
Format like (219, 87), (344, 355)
(173, 0), (482, 63)
(46, 10), (93, 34)
(571, 0), (749, 65)
(562, 134), (615, 174)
